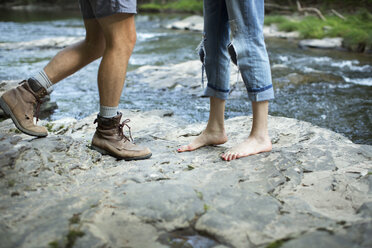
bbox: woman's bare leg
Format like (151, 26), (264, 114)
(221, 100), (272, 161)
(178, 96), (228, 152)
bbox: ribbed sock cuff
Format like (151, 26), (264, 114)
(32, 70), (53, 90)
(99, 105), (118, 118)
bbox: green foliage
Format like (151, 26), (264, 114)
(278, 21), (300, 32)
(140, 3), (162, 11)
(48, 241), (59, 248)
(203, 203), (210, 212)
(9, 128), (21, 134)
(167, 0), (203, 13)
(344, 29), (369, 49)
(47, 213), (84, 247)
(140, 0), (203, 13)
(265, 237), (293, 248)
(297, 17), (327, 38)
(44, 123), (54, 132)
(66, 230), (85, 248)
(264, 15), (288, 25)
(195, 190), (203, 200)
(267, 11), (372, 50)
(8, 179), (15, 187)
(266, 239), (285, 248)
(68, 213), (81, 225)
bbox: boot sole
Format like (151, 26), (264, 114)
(0, 96), (47, 137)
(91, 145), (152, 161)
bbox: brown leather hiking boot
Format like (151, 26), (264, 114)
(91, 113), (152, 161)
(0, 79), (48, 137)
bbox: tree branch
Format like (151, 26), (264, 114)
(265, 3), (292, 11)
(331, 9), (346, 20)
(296, 0), (326, 21)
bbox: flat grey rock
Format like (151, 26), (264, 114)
(299, 37), (343, 49)
(0, 106), (371, 247)
(166, 16), (300, 39)
(133, 60), (242, 96)
(166, 15), (204, 32)
(264, 24), (300, 39)
(0, 37), (84, 50)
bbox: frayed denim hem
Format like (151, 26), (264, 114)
(247, 85), (275, 102)
(203, 85), (229, 100)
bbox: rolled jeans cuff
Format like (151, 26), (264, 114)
(203, 84), (229, 100)
(247, 85), (275, 102)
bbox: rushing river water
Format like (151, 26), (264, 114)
(0, 9), (371, 145)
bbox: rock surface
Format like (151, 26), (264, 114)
(263, 24), (300, 39)
(166, 15), (300, 39)
(0, 106), (371, 247)
(166, 16), (355, 52)
(133, 60), (241, 95)
(166, 15), (204, 32)
(131, 59), (349, 95)
(0, 37), (371, 247)
(0, 37), (84, 50)
(299, 38), (343, 50)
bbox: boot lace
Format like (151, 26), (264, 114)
(34, 99), (43, 123)
(19, 80), (43, 124)
(119, 119), (133, 142)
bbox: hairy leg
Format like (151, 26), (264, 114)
(178, 96), (228, 152)
(96, 13), (136, 107)
(44, 18), (105, 84)
(221, 100), (272, 161)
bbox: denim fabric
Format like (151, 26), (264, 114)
(79, 0), (137, 19)
(202, 0), (274, 102)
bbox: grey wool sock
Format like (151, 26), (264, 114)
(99, 105), (118, 118)
(31, 70), (53, 91)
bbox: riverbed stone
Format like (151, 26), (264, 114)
(166, 16), (300, 39)
(264, 24), (300, 39)
(299, 37), (343, 50)
(133, 59), (349, 97)
(133, 60), (242, 96)
(166, 15), (204, 32)
(0, 37), (84, 50)
(274, 71), (345, 87)
(0, 104), (371, 247)
(281, 221), (372, 248)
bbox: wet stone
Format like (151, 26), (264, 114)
(0, 108), (371, 248)
(357, 202), (372, 217)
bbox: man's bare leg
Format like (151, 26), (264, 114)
(221, 100), (272, 161)
(0, 18), (106, 137)
(90, 13), (152, 160)
(44, 19), (105, 84)
(178, 96), (228, 152)
(96, 13), (136, 107)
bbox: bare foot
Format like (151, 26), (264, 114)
(221, 135), (272, 161)
(178, 130), (228, 152)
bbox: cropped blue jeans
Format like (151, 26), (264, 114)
(202, 0), (274, 101)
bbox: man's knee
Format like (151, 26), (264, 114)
(99, 13), (137, 52)
(127, 31), (137, 50)
(106, 31), (136, 55)
(85, 36), (105, 58)
(120, 31), (136, 51)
